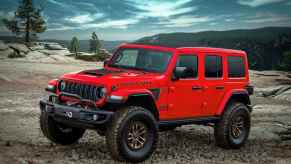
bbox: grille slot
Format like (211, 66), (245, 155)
(63, 81), (99, 101)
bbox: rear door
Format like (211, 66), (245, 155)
(168, 53), (204, 119)
(202, 53), (226, 116)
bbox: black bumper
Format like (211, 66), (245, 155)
(39, 99), (114, 129)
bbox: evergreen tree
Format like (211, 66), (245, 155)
(2, 0), (46, 43)
(89, 32), (101, 55)
(282, 51), (291, 71)
(69, 37), (80, 57)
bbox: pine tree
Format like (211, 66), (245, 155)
(2, 0), (46, 43)
(89, 32), (101, 55)
(69, 37), (80, 57)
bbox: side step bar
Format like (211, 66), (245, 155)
(159, 116), (220, 128)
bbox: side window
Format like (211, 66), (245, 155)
(176, 55), (198, 79)
(205, 55), (223, 78)
(228, 56), (245, 78)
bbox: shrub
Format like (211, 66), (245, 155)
(75, 52), (111, 62)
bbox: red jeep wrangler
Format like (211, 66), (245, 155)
(40, 44), (253, 162)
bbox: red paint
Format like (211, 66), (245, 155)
(47, 44), (250, 121)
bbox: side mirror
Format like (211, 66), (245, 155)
(172, 67), (187, 81)
(104, 59), (110, 67)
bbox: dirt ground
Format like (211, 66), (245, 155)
(0, 60), (291, 164)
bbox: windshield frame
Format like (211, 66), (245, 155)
(108, 47), (173, 73)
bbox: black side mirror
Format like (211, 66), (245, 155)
(104, 59), (110, 67)
(172, 67), (187, 81)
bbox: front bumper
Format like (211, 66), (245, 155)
(39, 99), (114, 129)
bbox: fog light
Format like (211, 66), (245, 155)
(93, 114), (98, 121)
(109, 95), (123, 100)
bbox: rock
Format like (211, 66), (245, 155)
(275, 88), (291, 102)
(256, 85), (283, 97)
(25, 51), (49, 60)
(0, 40), (8, 50)
(256, 85), (291, 102)
(44, 42), (66, 50)
(29, 44), (45, 51)
(275, 78), (291, 85)
(38, 49), (71, 56)
(0, 47), (15, 58)
(22, 50), (77, 63)
(5, 141), (11, 147)
(78, 52), (95, 56)
(254, 71), (281, 77)
(7, 43), (30, 54)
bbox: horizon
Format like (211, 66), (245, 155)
(1, 26), (290, 42)
(0, 0), (291, 40)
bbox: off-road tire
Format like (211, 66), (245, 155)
(40, 111), (85, 145)
(96, 129), (105, 136)
(214, 102), (250, 149)
(106, 106), (158, 162)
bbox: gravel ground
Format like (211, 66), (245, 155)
(0, 60), (291, 164)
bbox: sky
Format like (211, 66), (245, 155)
(0, 0), (291, 41)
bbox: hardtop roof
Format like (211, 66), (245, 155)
(120, 44), (245, 54)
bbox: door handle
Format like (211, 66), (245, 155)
(215, 86), (225, 90)
(192, 86), (203, 90)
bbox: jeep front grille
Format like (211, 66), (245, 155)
(60, 81), (100, 101)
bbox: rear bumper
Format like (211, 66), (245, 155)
(39, 99), (114, 129)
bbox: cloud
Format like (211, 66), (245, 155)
(237, 0), (287, 7)
(47, 0), (69, 8)
(65, 13), (105, 24)
(126, 0), (196, 18)
(225, 18), (235, 22)
(85, 19), (140, 29)
(75, 2), (97, 9)
(157, 15), (212, 28)
(48, 18), (140, 31)
(0, 11), (14, 20)
(244, 12), (291, 24)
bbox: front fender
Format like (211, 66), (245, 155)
(107, 89), (155, 103)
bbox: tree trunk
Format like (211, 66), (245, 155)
(25, 14), (30, 43)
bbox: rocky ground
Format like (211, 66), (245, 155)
(0, 60), (291, 164)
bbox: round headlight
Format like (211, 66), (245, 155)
(98, 87), (107, 98)
(59, 80), (66, 91)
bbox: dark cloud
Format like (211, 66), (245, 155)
(0, 0), (290, 40)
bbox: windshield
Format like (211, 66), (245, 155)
(109, 48), (172, 73)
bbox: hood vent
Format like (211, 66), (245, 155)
(82, 68), (123, 77)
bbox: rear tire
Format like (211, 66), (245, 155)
(40, 111), (85, 145)
(106, 106), (158, 162)
(214, 102), (250, 149)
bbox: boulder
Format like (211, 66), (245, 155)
(0, 40), (8, 50)
(256, 85), (291, 97)
(44, 43), (66, 50)
(0, 48), (15, 58)
(38, 49), (71, 56)
(29, 45), (45, 51)
(7, 43), (30, 54)
(275, 89), (291, 102)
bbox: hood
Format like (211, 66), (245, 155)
(60, 68), (163, 87)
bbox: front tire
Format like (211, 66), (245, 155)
(214, 102), (250, 149)
(40, 111), (85, 145)
(106, 106), (158, 162)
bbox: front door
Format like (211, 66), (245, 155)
(168, 54), (204, 119)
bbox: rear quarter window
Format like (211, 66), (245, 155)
(227, 56), (245, 78)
